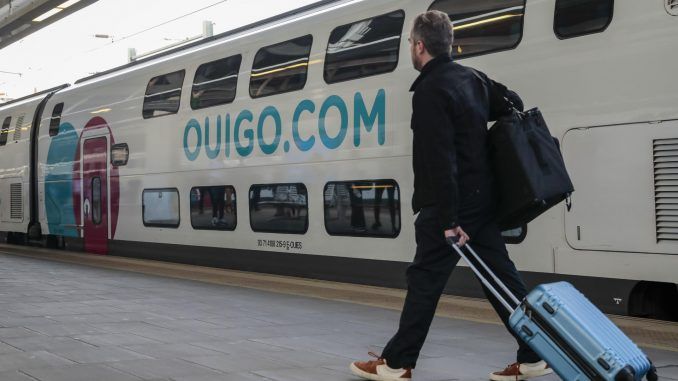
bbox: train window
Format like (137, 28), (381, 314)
(249, 183), (308, 234)
(555, 0), (614, 39)
(191, 55), (242, 110)
(142, 188), (180, 228)
(324, 10), (405, 84)
(13, 115), (25, 142)
(143, 70), (186, 119)
(0, 116), (10, 146)
(92, 177), (102, 226)
(250, 35), (313, 98)
(49, 103), (64, 137)
(190, 186), (237, 231)
(429, 0), (526, 59)
(502, 225), (527, 244)
(324, 180), (401, 238)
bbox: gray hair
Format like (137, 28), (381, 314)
(411, 10), (454, 57)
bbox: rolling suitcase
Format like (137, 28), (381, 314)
(446, 238), (658, 381)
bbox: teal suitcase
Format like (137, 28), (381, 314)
(448, 239), (657, 381)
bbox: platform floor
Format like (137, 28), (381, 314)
(0, 250), (674, 381)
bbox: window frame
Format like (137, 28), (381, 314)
(49, 103), (64, 137)
(249, 35), (314, 99)
(323, 9), (406, 85)
(428, 0), (527, 60)
(323, 179), (402, 239)
(142, 188), (181, 229)
(554, 0), (614, 40)
(190, 185), (238, 231)
(191, 55), (242, 110)
(249, 183), (309, 235)
(142, 70), (186, 120)
(0, 116), (11, 146)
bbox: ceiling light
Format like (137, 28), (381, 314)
(59, 0), (82, 8)
(33, 8), (62, 23)
(11, 24), (31, 35)
(33, 0), (83, 23)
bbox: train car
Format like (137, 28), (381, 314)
(1, 0), (677, 320)
(0, 87), (67, 245)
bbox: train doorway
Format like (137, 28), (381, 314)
(81, 136), (108, 254)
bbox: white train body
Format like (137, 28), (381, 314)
(1, 0), (677, 318)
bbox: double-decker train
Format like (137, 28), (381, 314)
(1, 0), (677, 320)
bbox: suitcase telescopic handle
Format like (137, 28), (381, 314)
(446, 237), (521, 314)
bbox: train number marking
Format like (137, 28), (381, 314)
(257, 239), (303, 251)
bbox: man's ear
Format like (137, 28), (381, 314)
(418, 41), (427, 56)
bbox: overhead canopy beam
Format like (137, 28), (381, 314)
(0, 0), (99, 50)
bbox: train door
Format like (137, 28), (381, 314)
(81, 136), (108, 254)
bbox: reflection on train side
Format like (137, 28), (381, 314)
(190, 186), (237, 231)
(250, 184), (309, 234)
(324, 180), (400, 238)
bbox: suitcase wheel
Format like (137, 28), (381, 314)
(614, 366), (635, 381)
(647, 365), (658, 381)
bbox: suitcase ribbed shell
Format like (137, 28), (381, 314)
(510, 282), (651, 381)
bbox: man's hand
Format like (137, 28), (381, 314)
(445, 226), (469, 246)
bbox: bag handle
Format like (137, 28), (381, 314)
(470, 69), (522, 115)
(446, 237), (520, 314)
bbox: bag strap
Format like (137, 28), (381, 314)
(470, 69), (521, 114)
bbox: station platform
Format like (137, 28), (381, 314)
(0, 244), (675, 381)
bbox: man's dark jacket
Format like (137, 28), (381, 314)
(410, 54), (522, 230)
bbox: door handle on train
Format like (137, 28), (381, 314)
(83, 198), (91, 217)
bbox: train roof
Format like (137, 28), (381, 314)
(0, 84), (69, 109)
(74, 0), (344, 85)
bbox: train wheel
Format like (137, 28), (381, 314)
(629, 281), (678, 322)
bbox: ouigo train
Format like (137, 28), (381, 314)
(1, 0), (677, 320)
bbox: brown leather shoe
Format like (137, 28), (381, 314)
(490, 361), (553, 381)
(350, 352), (412, 380)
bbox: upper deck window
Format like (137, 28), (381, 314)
(0, 116), (10, 146)
(555, 0), (614, 39)
(324, 10), (405, 84)
(250, 35), (313, 98)
(429, 0), (526, 59)
(191, 55), (242, 110)
(143, 70), (186, 119)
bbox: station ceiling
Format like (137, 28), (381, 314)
(0, 0), (98, 50)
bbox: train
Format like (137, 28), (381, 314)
(1, 0), (677, 320)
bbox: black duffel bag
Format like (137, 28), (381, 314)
(488, 108), (574, 230)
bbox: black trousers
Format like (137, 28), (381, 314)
(381, 206), (541, 369)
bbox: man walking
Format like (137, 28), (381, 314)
(350, 11), (553, 381)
